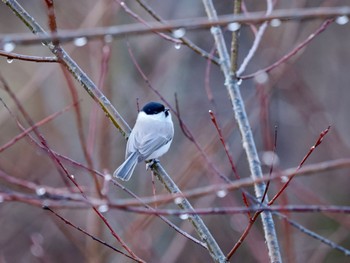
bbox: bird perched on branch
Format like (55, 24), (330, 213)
(113, 102), (174, 181)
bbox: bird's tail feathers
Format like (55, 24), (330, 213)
(113, 152), (139, 181)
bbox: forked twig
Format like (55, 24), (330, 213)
(240, 19), (335, 79)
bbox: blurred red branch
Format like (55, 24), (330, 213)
(240, 19), (334, 79)
(0, 103), (74, 153)
(61, 67), (103, 195)
(260, 126), (278, 204)
(87, 43), (112, 157)
(43, 0), (103, 195)
(44, 206), (140, 262)
(209, 110), (252, 217)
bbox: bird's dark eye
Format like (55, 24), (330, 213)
(164, 109), (169, 117)
(142, 102), (165, 115)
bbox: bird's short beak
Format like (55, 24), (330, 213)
(165, 108), (170, 116)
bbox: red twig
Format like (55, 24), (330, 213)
(43, 206), (140, 262)
(61, 65), (102, 196)
(48, 0), (101, 197)
(0, 103), (74, 153)
(174, 93), (194, 142)
(227, 212), (259, 259)
(87, 43), (111, 156)
(269, 126), (331, 205)
(209, 110), (251, 216)
(0, 50), (57, 62)
(209, 111), (239, 179)
(44, 0), (59, 46)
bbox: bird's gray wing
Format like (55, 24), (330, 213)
(136, 135), (171, 161)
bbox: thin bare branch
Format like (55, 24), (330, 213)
(1, 6), (349, 46)
(0, 50), (57, 62)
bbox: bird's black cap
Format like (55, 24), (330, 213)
(142, 102), (166, 115)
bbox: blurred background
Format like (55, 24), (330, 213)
(0, 0), (350, 262)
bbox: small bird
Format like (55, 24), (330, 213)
(113, 102), (174, 181)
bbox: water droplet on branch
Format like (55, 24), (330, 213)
(98, 204), (109, 213)
(270, 19), (282, 27)
(254, 71), (269, 84)
(174, 43), (181, 50)
(35, 187), (46, 196)
(172, 28), (186, 39)
(179, 213), (189, 220)
(227, 22), (241, 32)
(174, 197), (184, 205)
(216, 189), (228, 198)
(336, 15), (349, 25)
(3, 42), (15, 52)
(73, 37), (87, 47)
(104, 34), (113, 43)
